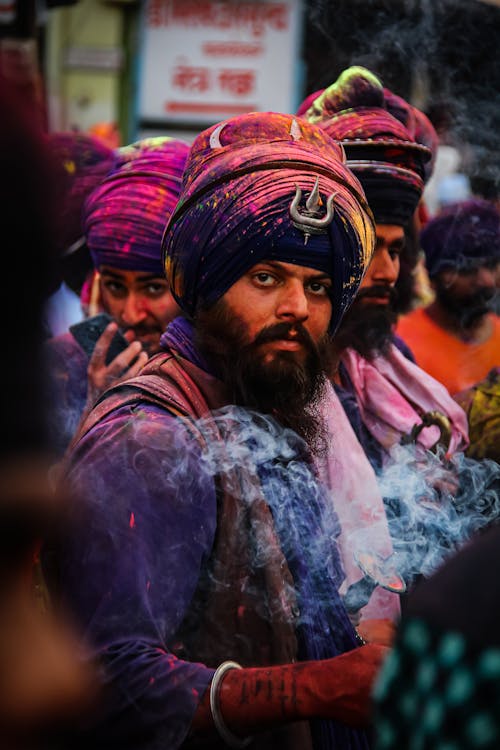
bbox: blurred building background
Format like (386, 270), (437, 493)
(1, 0), (499, 209)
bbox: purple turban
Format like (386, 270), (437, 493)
(162, 112), (376, 334)
(302, 67), (432, 226)
(83, 137), (190, 275)
(420, 199), (500, 278)
(48, 132), (116, 255)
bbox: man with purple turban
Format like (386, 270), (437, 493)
(45, 112), (388, 750)
(45, 137), (189, 455)
(303, 67), (468, 473)
(397, 199), (500, 395)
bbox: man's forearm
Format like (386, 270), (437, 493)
(192, 643), (387, 739)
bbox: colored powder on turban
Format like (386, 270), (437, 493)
(420, 198), (500, 278)
(384, 87), (439, 183)
(83, 137), (190, 275)
(162, 112), (376, 334)
(302, 66), (432, 226)
(48, 132), (116, 255)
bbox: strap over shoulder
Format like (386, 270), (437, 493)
(69, 352), (211, 451)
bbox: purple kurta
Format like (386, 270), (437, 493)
(44, 332), (89, 456)
(52, 402), (216, 748)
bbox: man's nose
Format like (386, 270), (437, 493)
(120, 293), (148, 326)
(371, 249), (399, 284)
(276, 280), (309, 322)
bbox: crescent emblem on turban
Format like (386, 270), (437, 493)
(290, 119), (302, 141)
(209, 123), (226, 149)
(290, 177), (336, 245)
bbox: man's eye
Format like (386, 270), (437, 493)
(253, 272), (276, 286)
(308, 281), (329, 295)
(144, 283), (168, 296)
(103, 281), (126, 296)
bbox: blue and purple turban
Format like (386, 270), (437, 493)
(162, 112), (376, 334)
(48, 132), (116, 255)
(83, 137), (190, 275)
(420, 199), (500, 278)
(302, 67), (432, 226)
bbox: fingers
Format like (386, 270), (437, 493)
(106, 340), (143, 376)
(124, 351), (149, 379)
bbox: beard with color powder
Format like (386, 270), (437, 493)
(332, 285), (399, 360)
(194, 300), (332, 456)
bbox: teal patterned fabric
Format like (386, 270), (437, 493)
(374, 619), (500, 749)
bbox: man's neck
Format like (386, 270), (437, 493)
(425, 300), (493, 344)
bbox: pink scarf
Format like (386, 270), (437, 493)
(341, 345), (469, 454)
(315, 383), (401, 623)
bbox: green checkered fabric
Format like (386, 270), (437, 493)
(374, 618), (500, 749)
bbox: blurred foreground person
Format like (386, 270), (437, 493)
(45, 138), (189, 456)
(397, 200), (500, 394)
(0, 78), (95, 746)
(304, 67), (468, 472)
(374, 524), (500, 749)
(47, 113), (389, 750)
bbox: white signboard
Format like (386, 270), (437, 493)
(139, 0), (302, 125)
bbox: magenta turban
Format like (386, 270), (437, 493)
(162, 112), (376, 334)
(48, 132), (116, 255)
(83, 137), (189, 275)
(303, 67), (432, 226)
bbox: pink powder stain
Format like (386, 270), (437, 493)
(237, 605), (245, 618)
(146, 580), (151, 591)
(129, 512), (136, 528)
(149, 677), (156, 685)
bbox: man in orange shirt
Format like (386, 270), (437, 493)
(397, 200), (500, 394)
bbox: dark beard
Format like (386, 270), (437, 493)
(194, 301), (332, 456)
(435, 282), (497, 330)
(332, 285), (398, 360)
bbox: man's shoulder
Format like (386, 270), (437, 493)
(69, 400), (203, 475)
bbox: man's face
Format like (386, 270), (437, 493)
(99, 266), (181, 354)
(331, 225), (404, 360)
(357, 224), (405, 304)
(195, 260), (333, 452)
(433, 258), (499, 327)
(222, 260), (333, 363)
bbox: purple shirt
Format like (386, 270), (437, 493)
(50, 404), (216, 748)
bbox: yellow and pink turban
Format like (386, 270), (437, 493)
(162, 112), (376, 334)
(303, 67), (432, 226)
(83, 137), (189, 275)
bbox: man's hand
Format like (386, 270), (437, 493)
(86, 322), (148, 408)
(357, 618), (396, 647)
(302, 644), (389, 726)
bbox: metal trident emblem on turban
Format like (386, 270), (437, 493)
(289, 178), (336, 245)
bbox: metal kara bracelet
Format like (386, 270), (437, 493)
(209, 661), (253, 748)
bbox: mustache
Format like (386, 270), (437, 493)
(252, 322), (317, 350)
(356, 284), (399, 303)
